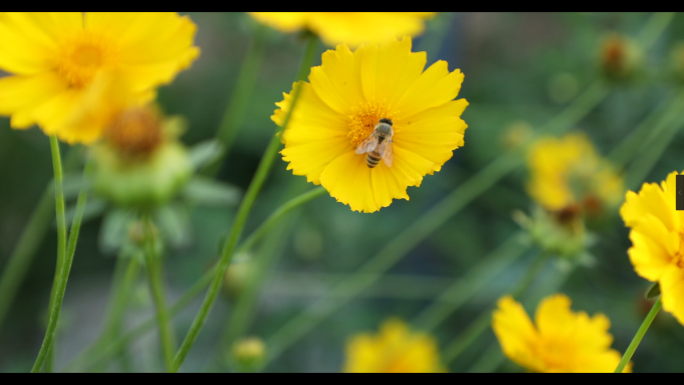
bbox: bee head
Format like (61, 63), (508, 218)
(379, 118), (393, 126)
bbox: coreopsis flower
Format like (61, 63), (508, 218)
(272, 37), (468, 213)
(0, 12), (199, 144)
(344, 318), (445, 373)
(249, 12), (435, 47)
(492, 294), (630, 373)
(527, 133), (623, 216)
(620, 171), (684, 326)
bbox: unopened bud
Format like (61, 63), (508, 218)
(230, 337), (266, 372)
(599, 34), (642, 81)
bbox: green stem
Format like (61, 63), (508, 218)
(441, 252), (548, 366)
(143, 218), (176, 371)
(203, 25), (267, 177)
(614, 297), (661, 373)
(31, 154), (91, 373)
(262, 82), (608, 369)
(92, 255), (141, 372)
(169, 35), (318, 373)
(0, 148), (80, 332)
(412, 233), (528, 330)
(237, 187), (325, 255)
(65, 185), (322, 372)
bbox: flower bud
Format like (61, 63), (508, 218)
(517, 205), (590, 261)
(230, 337), (266, 372)
(599, 34), (643, 81)
(501, 121), (533, 150)
(92, 108), (192, 208)
(224, 260), (253, 299)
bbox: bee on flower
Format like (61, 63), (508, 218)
(492, 294), (630, 373)
(344, 318), (445, 373)
(272, 36), (468, 213)
(621, 171), (684, 326)
(248, 12), (435, 47)
(0, 12), (199, 144)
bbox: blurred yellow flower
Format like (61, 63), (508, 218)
(0, 12), (199, 144)
(492, 294), (629, 373)
(249, 12), (435, 47)
(620, 171), (684, 326)
(527, 133), (623, 214)
(272, 37), (468, 213)
(344, 318), (445, 373)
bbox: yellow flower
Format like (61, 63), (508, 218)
(0, 12), (199, 144)
(249, 12), (435, 47)
(620, 171), (684, 326)
(527, 133), (623, 214)
(272, 37), (468, 213)
(344, 318), (445, 373)
(492, 294), (629, 373)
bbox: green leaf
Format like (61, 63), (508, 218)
(646, 282), (661, 299)
(99, 209), (136, 255)
(154, 204), (192, 249)
(181, 177), (241, 207)
(188, 140), (224, 171)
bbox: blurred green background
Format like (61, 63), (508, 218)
(1, 12), (684, 372)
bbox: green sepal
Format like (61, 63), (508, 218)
(646, 282), (661, 300)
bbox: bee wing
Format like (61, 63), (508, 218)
(378, 139), (394, 167)
(355, 131), (380, 154)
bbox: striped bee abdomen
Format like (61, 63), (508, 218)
(366, 151), (382, 168)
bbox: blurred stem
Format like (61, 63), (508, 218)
(614, 297), (661, 373)
(170, 34), (318, 373)
(65, 185), (321, 372)
(0, 148), (80, 332)
(237, 187), (325, 254)
(625, 91), (684, 189)
(31, 157), (92, 373)
(412, 233), (528, 330)
(218, 183), (311, 369)
(143, 217), (176, 371)
(203, 25), (267, 177)
(441, 252), (549, 366)
(262, 81), (609, 369)
(91, 255), (141, 372)
(637, 12), (675, 49)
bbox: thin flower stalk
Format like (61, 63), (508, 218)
(203, 25), (267, 176)
(31, 159), (92, 372)
(144, 218), (177, 371)
(169, 35), (319, 373)
(614, 298), (661, 373)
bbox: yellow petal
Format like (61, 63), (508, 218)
(31, 88), (83, 136)
(358, 37), (426, 111)
(659, 265), (684, 326)
(492, 296), (542, 372)
(622, 181), (677, 231)
(309, 44), (365, 116)
(395, 61), (464, 119)
(394, 99), (469, 173)
(307, 13), (433, 47)
(86, 12), (200, 92)
(0, 72), (68, 128)
(0, 12), (80, 75)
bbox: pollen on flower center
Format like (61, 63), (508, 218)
(347, 102), (392, 147)
(55, 32), (116, 88)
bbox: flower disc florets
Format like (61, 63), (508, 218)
(272, 37), (468, 213)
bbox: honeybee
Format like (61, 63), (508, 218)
(355, 118), (394, 168)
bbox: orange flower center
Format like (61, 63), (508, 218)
(347, 102), (393, 147)
(55, 32), (117, 88)
(105, 106), (163, 157)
